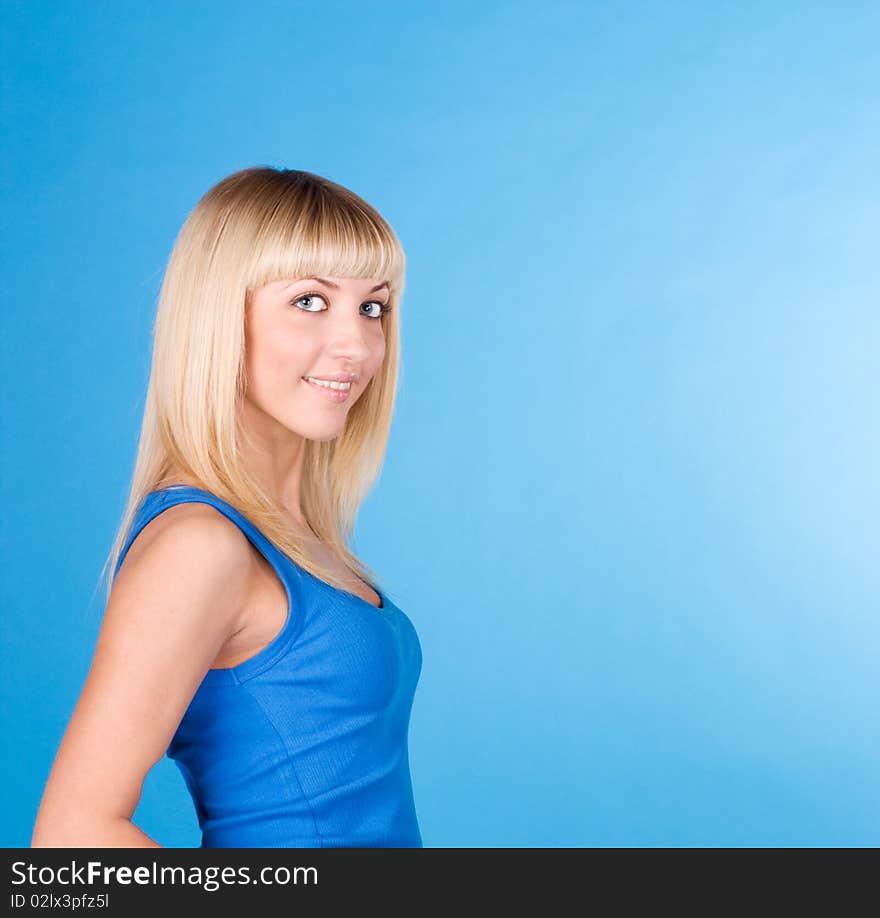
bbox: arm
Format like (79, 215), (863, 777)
(31, 503), (254, 848)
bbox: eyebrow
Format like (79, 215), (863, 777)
(296, 276), (390, 293)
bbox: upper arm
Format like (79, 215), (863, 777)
(32, 503), (254, 842)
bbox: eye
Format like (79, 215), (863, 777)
(361, 300), (392, 320)
(291, 293), (328, 313)
(290, 292), (393, 321)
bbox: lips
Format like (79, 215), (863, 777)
(301, 376), (351, 403)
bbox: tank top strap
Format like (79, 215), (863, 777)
(113, 485), (292, 585)
(113, 485), (306, 685)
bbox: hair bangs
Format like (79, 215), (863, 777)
(246, 172), (405, 295)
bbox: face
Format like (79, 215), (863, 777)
(242, 275), (390, 443)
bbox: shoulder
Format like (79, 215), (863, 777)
(114, 500), (257, 628)
(128, 499), (253, 566)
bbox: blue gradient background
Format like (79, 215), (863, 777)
(2, 1), (877, 847)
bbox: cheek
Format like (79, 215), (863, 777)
(246, 334), (303, 396)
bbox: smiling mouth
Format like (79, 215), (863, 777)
(301, 376), (352, 403)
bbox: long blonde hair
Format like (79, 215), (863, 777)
(97, 166), (405, 606)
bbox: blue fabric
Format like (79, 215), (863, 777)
(113, 485), (423, 848)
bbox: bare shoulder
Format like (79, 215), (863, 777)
(123, 499), (251, 565)
(115, 500), (257, 630)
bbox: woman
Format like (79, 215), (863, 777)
(31, 167), (424, 848)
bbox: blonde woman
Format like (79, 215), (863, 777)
(31, 167), (423, 848)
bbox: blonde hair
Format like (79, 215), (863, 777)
(97, 166), (405, 606)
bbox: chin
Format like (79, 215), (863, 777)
(290, 418), (347, 442)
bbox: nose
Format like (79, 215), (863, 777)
(321, 303), (376, 361)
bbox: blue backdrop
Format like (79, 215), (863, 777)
(2, 0), (877, 847)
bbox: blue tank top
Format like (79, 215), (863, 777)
(113, 485), (423, 848)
